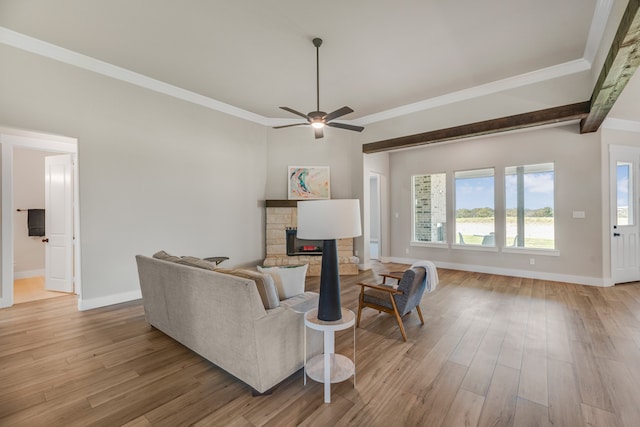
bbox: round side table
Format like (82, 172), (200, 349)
(304, 307), (355, 403)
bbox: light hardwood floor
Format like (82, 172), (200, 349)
(1, 264), (640, 426)
(13, 276), (68, 305)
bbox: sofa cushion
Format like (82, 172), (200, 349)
(217, 268), (280, 309)
(152, 250), (181, 263)
(176, 256), (218, 271)
(257, 264), (308, 300)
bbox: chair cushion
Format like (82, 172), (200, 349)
(257, 264), (308, 300)
(217, 268), (280, 310)
(363, 285), (395, 308)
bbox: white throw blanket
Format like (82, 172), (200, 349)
(410, 260), (439, 292)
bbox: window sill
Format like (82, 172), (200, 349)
(452, 244), (499, 252)
(502, 247), (559, 256)
(410, 241), (447, 248)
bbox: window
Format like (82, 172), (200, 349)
(505, 163), (554, 249)
(412, 173), (446, 243)
(616, 161), (633, 226)
(455, 168), (495, 246)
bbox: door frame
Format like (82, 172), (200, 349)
(369, 172), (382, 260)
(0, 128), (80, 308)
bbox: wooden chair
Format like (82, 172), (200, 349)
(356, 267), (427, 341)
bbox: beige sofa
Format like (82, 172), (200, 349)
(135, 255), (321, 394)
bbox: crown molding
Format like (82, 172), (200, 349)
(351, 59), (591, 126)
(0, 26), (271, 126)
(603, 117), (640, 132)
(584, 0), (615, 63)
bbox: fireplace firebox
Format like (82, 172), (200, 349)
(286, 228), (323, 256)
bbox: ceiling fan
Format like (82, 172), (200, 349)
(273, 38), (364, 139)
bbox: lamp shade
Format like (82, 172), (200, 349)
(297, 199), (362, 240)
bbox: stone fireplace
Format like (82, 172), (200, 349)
(263, 200), (359, 276)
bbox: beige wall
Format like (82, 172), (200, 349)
(265, 126), (362, 200)
(0, 42), (369, 307)
(0, 44), (267, 306)
(383, 124), (603, 282)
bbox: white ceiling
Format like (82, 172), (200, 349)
(1, 0), (638, 126)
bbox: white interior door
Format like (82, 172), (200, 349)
(610, 145), (640, 284)
(44, 154), (74, 293)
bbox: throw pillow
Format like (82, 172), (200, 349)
(217, 268), (280, 310)
(176, 256), (217, 271)
(257, 264), (308, 300)
(152, 250), (181, 263)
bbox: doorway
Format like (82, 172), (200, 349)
(369, 173), (381, 260)
(610, 144), (640, 284)
(1, 129), (80, 308)
(12, 149), (72, 304)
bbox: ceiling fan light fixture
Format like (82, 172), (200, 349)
(273, 37), (365, 138)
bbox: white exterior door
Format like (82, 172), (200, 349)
(44, 154), (74, 293)
(610, 145), (640, 284)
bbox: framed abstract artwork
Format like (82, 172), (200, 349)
(288, 166), (330, 200)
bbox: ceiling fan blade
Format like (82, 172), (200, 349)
(280, 106), (310, 120)
(323, 106), (354, 122)
(327, 122), (364, 132)
(272, 123), (309, 129)
(314, 127), (324, 139)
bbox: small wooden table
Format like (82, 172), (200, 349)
(304, 308), (355, 403)
(203, 256), (229, 266)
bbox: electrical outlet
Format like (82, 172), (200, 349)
(405, 248), (409, 254)
(530, 258), (535, 265)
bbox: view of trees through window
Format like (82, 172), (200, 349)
(413, 164), (555, 250)
(455, 168), (495, 245)
(505, 163), (555, 249)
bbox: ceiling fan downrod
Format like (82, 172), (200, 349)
(313, 37), (322, 112)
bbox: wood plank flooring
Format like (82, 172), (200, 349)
(1, 264), (640, 426)
(13, 276), (68, 305)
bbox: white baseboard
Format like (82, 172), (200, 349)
(386, 257), (610, 287)
(358, 262), (372, 271)
(78, 289), (142, 311)
(14, 269), (45, 279)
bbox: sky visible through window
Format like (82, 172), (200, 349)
(456, 172), (554, 210)
(505, 171), (554, 209)
(618, 164), (629, 209)
(456, 176), (494, 209)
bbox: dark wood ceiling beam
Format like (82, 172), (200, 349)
(581, 0), (640, 133)
(362, 101), (590, 154)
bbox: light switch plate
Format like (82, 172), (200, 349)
(572, 211), (586, 219)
